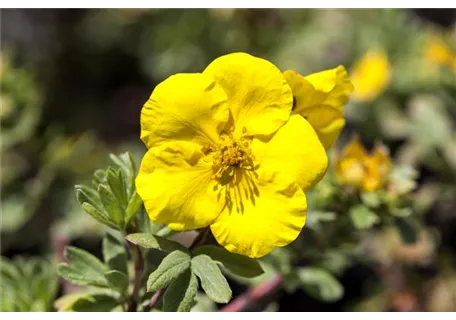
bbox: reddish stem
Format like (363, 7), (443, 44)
(220, 274), (284, 312)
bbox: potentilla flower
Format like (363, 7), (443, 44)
(283, 66), (354, 150)
(136, 53), (334, 258)
(336, 135), (391, 192)
(350, 49), (392, 102)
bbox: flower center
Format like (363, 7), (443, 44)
(211, 131), (254, 183)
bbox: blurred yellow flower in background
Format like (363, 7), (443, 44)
(283, 66), (354, 150)
(350, 49), (392, 102)
(425, 35), (456, 72)
(336, 135), (392, 192)
(136, 52), (330, 258)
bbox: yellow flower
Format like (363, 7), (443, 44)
(283, 66), (354, 150)
(136, 53), (328, 258)
(425, 35), (456, 71)
(336, 135), (391, 192)
(350, 49), (392, 102)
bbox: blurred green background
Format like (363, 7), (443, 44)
(1, 8), (456, 311)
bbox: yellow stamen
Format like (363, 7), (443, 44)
(211, 132), (254, 183)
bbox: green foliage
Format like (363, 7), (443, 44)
(191, 254), (232, 303)
(103, 233), (128, 276)
(0, 257), (58, 311)
(193, 245), (264, 278)
(127, 233), (188, 253)
(104, 270), (129, 293)
(296, 267), (344, 302)
(58, 233), (131, 295)
(147, 250), (191, 293)
(349, 205), (380, 230)
(55, 291), (120, 312)
(74, 152), (142, 231)
(163, 270), (198, 312)
(58, 247), (109, 287)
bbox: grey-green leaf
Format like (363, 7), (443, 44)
(104, 270), (129, 293)
(75, 185), (99, 207)
(155, 226), (177, 238)
(349, 205), (380, 230)
(127, 233), (188, 253)
(193, 245), (263, 278)
(360, 192), (382, 208)
(191, 254), (232, 303)
(58, 247), (108, 287)
(109, 152), (136, 197)
(106, 168), (127, 209)
(81, 202), (118, 230)
(163, 269), (198, 312)
(98, 184), (124, 227)
(102, 233), (128, 275)
(147, 250), (191, 293)
(298, 267), (344, 302)
(70, 293), (120, 312)
(125, 191), (143, 225)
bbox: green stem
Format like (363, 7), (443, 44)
(127, 242), (144, 312)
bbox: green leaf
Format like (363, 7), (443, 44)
(93, 169), (107, 187)
(349, 205), (380, 230)
(163, 269), (198, 312)
(394, 217), (418, 244)
(191, 254), (232, 303)
(127, 233), (188, 253)
(104, 270), (128, 293)
(155, 226), (177, 238)
(147, 250), (191, 293)
(390, 207), (413, 218)
(361, 192), (382, 208)
(262, 247), (293, 275)
(298, 267), (344, 302)
(0, 258), (20, 282)
(193, 245), (263, 278)
(98, 184), (124, 228)
(58, 247), (108, 287)
(102, 233), (128, 276)
(106, 168), (127, 209)
(110, 152), (136, 197)
(56, 292), (120, 312)
(125, 191), (142, 225)
(75, 185), (100, 207)
(80, 202), (118, 230)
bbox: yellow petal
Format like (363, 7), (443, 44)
(350, 49), (392, 102)
(140, 73), (229, 149)
(363, 143), (391, 191)
(335, 135), (368, 188)
(203, 52), (293, 138)
(136, 141), (223, 231)
(210, 170), (307, 258)
(251, 114), (328, 191)
(283, 66), (353, 150)
(340, 135), (368, 159)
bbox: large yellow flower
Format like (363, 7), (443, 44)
(283, 66), (354, 150)
(336, 135), (391, 192)
(136, 53), (328, 258)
